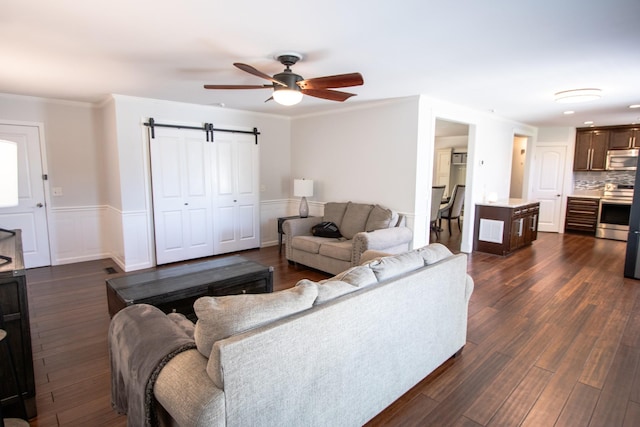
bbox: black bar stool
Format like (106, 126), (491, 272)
(0, 328), (30, 427)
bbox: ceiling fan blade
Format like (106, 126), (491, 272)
(204, 84), (272, 89)
(297, 73), (364, 90)
(302, 88), (357, 102)
(234, 63), (287, 87)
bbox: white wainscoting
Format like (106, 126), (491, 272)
(49, 205), (109, 265)
(259, 199), (326, 247)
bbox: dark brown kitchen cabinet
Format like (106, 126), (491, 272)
(565, 197), (599, 234)
(574, 130), (608, 171)
(0, 230), (36, 418)
(609, 127), (640, 149)
(474, 202), (540, 256)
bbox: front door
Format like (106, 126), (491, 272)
(0, 123), (51, 267)
(531, 145), (567, 232)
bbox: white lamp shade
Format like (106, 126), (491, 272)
(273, 89), (303, 106)
(294, 179), (314, 197)
(0, 140), (19, 207)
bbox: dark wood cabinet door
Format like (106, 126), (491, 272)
(609, 128), (635, 149)
(590, 131), (609, 170)
(574, 131), (593, 171)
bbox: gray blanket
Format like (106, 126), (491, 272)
(109, 304), (196, 427)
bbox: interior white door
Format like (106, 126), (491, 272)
(531, 145), (567, 232)
(0, 123), (51, 267)
(212, 132), (260, 254)
(434, 148), (452, 197)
(150, 127), (214, 265)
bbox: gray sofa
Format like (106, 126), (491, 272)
(110, 244), (473, 426)
(283, 201), (414, 274)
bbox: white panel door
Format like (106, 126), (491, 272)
(150, 128), (214, 264)
(434, 149), (452, 197)
(531, 145), (567, 232)
(212, 132), (260, 254)
(0, 124), (51, 267)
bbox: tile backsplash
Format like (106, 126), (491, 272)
(574, 171), (636, 191)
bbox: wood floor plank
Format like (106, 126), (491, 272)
(623, 401), (640, 427)
(554, 382), (600, 427)
(579, 309), (631, 389)
(486, 366), (553, 427)
(589, 344), (640, 427)
(521, 331), (599, 426)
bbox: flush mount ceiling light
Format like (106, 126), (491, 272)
(554, 88), (602, 103)
(630, 104), (640, 109)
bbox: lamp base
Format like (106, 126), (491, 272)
(299, 197), (309, 218)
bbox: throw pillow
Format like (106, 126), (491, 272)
(331, 265), (378, 287)
(340, 203), (374, 239)
(368, 251), (424, 282)
(193, 282), (318, 358)
(365, 204), (394, 231)
(297, 278), (358, 305)
(416, 243), (453, 265)
(323, 202), (349, 228)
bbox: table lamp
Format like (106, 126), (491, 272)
(294, 179), (314, 218)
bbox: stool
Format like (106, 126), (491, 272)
(0, 329), (29, 427)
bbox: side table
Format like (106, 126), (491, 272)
(278, 216), (316, 253)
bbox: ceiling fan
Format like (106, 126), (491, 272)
(204, 53), (364, 106)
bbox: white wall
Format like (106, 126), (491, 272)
(291, 97), (421, 210)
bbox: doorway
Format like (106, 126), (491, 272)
(432, 119), (469, 252)
(0, 123), (51, 268)
(510, 136), (528, 198)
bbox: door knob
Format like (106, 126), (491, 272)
(36, 203), (43, 208)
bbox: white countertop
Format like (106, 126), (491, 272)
(476, 199), (539, 208)
(569, 190), (602, 199)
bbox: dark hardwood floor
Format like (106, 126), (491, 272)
(21, 231), (640, 426)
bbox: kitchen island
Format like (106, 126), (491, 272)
(473, 199), (540, 255)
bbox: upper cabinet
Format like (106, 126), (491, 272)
(574, 129), (608, 171)
(609, 127), (640, 149)
(574, 125), (640, 171)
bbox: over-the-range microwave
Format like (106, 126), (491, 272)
(606, 149), (638, 171)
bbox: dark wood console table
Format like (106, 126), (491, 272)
(106, 255), (273, 320)
(0, 229), (37, 418)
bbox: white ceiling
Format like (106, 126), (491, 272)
(2, 0), (639, 130)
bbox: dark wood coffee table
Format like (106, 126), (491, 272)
(106, 255), (273, 319)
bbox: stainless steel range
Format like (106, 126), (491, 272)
(596, 183), (634, 241)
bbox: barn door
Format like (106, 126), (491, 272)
(212, 132), (260, 254)
(150, 127), (214, 264)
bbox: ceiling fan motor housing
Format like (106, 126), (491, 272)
(274, 71), (303, 92)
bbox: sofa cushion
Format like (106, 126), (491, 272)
(416, 243), (453, 265)
(193, 282), (318, 358)
(365, 205), (394, 231)
(368, 251), (424, 282)
(331, 265), (378, 287)
(323, 202), (349, 228)
(297, 279), (358, 305)
(340, 203), (374, 239)
(319, 240), (353, 261)
(291, 235), (334, 254)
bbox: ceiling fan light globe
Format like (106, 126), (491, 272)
(273, 89), (303, 106)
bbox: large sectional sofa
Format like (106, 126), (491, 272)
(109, 244), (474, 427)
(283, 201), (414, 274)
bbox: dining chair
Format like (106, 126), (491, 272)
(430, 185), (446, 240)
(438, 184), (465, 235)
